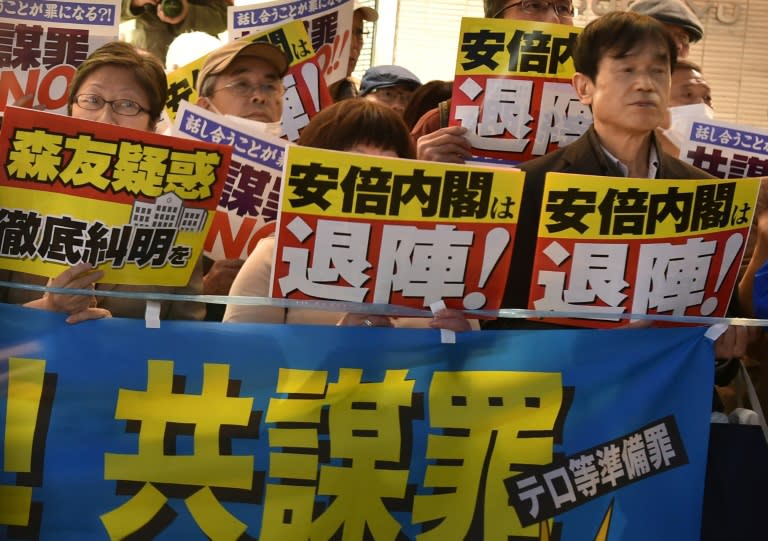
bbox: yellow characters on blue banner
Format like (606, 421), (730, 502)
(0, 303), (714, 540)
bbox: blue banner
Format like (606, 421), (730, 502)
(0, 303), (714, 540)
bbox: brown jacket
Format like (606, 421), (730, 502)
(485, 124), (715, 328)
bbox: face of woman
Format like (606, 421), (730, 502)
(70, 65), (154, 132)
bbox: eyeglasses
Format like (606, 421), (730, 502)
(494, 0), (575, 19)
(370, 87), (413, 106)
(74, 94), (148, 117)
(210, 78), (285, 99)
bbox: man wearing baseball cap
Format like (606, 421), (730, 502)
(360, 65), (422, 116)
(196, 39), (289, 123)
(329, 1), (379, 101)
(629, 0), (704, 58)
(195, 38), (290, 319)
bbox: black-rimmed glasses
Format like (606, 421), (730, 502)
(74, 94), (148, 116)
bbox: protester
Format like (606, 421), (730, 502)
(484, 11), (752, 366)
(669, 59), (712, 108)
(0, 41), (205, 322)
(402, 80), (453, 131)
(412, 0), (576, 163)
(223, 98), (471, 332)
(196, 39), (288, 123)
(360, 65), (422, 117)
(658, 59), (714, 155)
(195, 39), (290, 320)
(629, 0), (704, 59)
(328, 1), (380, 101)
(121, 0), (229, 66)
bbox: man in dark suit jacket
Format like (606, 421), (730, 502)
(485, 11), (752, 364)
(502, 124), (713, 315)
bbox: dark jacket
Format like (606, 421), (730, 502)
(484, 124), (715, 329)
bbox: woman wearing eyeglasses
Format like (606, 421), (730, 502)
(1, 41), (205, 323)
(67, 41), (167, 131)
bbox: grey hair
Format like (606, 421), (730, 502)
(198, 72), (218, 97)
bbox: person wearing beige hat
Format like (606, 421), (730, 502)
(194, 39), (290, 320)
(196, 39), (289, 123)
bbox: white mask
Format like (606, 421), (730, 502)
(225, 114), (284, 139)
(205, 102), (285, 139)
(662, 103), (715, 149)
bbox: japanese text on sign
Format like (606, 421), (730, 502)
(528, 174), (760, 326)
(286, 162), (515, 222)
(450, 18), (590, 163)
(542, 181), (751, 237)
(507, 416), (687, 526)
(6, 127), (221, 200)
(679, 120), (768, 179)
(0, 21), (89, 70)
(0, 1), (116, 25)
(273, 146), (525, 310)
(97, 363), (567, 539)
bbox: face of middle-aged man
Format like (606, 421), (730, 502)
(670, 66), (712, 108)
(495, 0), (575, 25)
(70, 65), (154, 132)
(576, 40), (672, 138)
(199, 56), (284, 123)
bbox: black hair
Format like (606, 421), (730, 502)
(574, 11), (678, 82)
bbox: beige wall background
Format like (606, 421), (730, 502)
(377, 0), (768, 129)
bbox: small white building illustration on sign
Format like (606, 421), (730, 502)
(130, 193), (206, 232)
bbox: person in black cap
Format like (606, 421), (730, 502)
(629, 0), (704, 58)
(360, 65), (422, 116)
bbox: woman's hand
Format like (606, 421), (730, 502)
(429, 308), (472, 332)
(36, 262), (104, 314)
(336, 313), (394, 327)
(66, 307), (112, 324)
